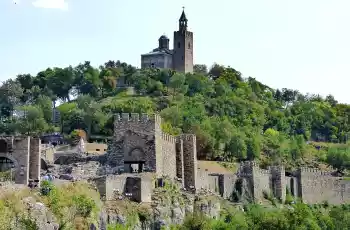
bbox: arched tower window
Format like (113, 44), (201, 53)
(177, 42), (180, 48)
(188, 42), (191, 49)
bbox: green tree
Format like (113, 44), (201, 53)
(15, 105), (48, 135)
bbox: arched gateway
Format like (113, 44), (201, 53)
(0, 136), (41, 185)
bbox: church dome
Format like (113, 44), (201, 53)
(158, 35), (170, 50)
(159, 35), (169, 40)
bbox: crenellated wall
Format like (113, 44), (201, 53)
(109, 113), (162, 174)
(106, 113), (350, 205)
(109, 112), (196, 180)
(297, 167), (350, 204)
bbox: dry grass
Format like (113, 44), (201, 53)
(198, 160), (237, 174)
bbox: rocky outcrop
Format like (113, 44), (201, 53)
(22, 197), (59, 230)
(100, 193), (222, 230)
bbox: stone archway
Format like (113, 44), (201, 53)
(0, 154), (18, 182)
(125, 147), (146, 173)
(0, 157), (15, 172)
(128, 148), (145, 162)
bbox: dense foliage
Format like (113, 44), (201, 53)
(1, 61), (350, 170)
(177, 203), (350, 230)
(107, 202), (350, 230)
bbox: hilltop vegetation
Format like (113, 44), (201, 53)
(1, 61), (350, 171)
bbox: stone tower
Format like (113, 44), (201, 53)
(173, 8), (194, 73)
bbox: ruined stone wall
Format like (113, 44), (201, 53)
(269, 166), (286, 202)
(41, 146), (55, 164)
(29, 137), (41, 181)
(298, 168), (350, 204)
(238, 162), (255, 200)
(160, 133), (177, 179)
(253, 166), (270, 202)
(93, 176), (107, 199)
(221, 174), (237, 199)
(238, 161), (270, 202)
(340, 180), (350, 202)
(181, 134), (197, 190)
(286, 176), (299, 197)
(196, 169), (220, 193)
(140, 174), (153, 203)
(125, 177), (142, 202)
(154, 115), (163, 176)
(175, 138), (184, 185)
(110, 113), (161, 174)
(104, 175), (127, 200)
(102, 173), (154, 203)
(12, 137), (30, 185)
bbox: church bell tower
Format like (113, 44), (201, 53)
(172, 7), (193, 73)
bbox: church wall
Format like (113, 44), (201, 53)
(141, 53), (172, 69)
(164, 54), (173, 69)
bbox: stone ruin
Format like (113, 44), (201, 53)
(0, 136), (41, 185)
(1, 113), (350, 205)
(87, 113), (350, 204)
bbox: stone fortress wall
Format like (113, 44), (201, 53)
(109, 113), (197, 190)
(296, 167), (350, 204)
(104, 113), (350, 204)
(2, 113), (349, 205)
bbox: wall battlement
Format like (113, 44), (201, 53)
(257, 168), (270, 175)
(161, 132), (176, 144)
(180, 134), (196, 141)
(268, 165), (285, 171)
(115, 113), (152, 122)
(235, 172), (253, 177)
(299, 167), (333, 176)
(240, 161), (258, 168)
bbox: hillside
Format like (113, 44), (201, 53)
(0, 61), (350, 171)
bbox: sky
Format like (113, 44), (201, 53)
(1, 0), (350, 103)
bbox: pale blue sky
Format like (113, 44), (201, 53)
(1, 0), (349, 103)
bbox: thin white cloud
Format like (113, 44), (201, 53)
(32, 0), (68, 10)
